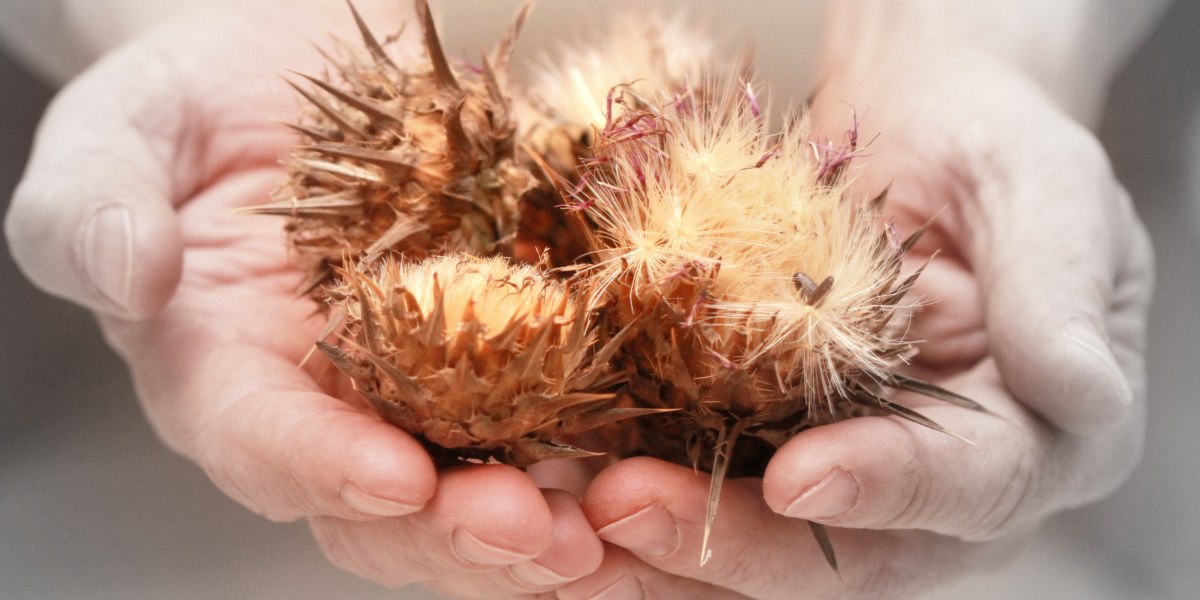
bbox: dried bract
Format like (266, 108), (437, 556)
(514, 14), (719, 267)
(320, 254), (644, 466)
(247, 0), (536, 295)
(572, 77), (982, 562)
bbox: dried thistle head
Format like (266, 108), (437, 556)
(318, 254), (645, 467)
(572, 76), (982, 562)
(247, 0), (536, 295)
(246, 4), (979, 568)
(583, 79), (918, 421)
(512, 14), (720, 267)
(519, 13), (716, 171)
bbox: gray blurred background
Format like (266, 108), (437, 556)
(1, 1), (1197, 599)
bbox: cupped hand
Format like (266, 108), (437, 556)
(4, 4), (602, 597)
(561, 51), (1153, 599)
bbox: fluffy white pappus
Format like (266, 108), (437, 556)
(581, 78), (911, 401)
(517, 13), (719, 139)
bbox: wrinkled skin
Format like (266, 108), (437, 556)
(5, 4), (1152, 600)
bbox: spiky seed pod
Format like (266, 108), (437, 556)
(513, 15), (719, 267)
(246, 0), (537, 294)
(582, 81), (908, 434)
(317, 254), (652, 467)
(573, 78), (983, 562)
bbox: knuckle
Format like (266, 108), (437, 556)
(1073, 410), (1146, 507)
(310, 518), (432, 589)
(309, 518), (400, 586)
(963, 448), (1041, 541)
(709, 546), (783, 596)
(193, 408), (306, 523)
(5, 180), (58, 271)
(200, 458), (297, 522)
(869, 425), (926, 530)
(310, 518), (371, 577)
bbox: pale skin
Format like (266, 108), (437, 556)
(1, 0), (1166, 598)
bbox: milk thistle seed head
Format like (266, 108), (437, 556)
(245, 0), (536, 296)
(513, 13), (721, 268)
(253, 1), (982, 570)
(567, 75), (983, 563)
(319, 254), (649, 466)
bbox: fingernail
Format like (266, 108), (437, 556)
(508, 560), (573, 588)
(583, 575), (645, 600)
(339, 482), (421, 517)
(595, 503), (678, 558)
(451, 528), (535, 566)
(82, 204), (134, 311)
(783, 468), (859, 520)
(1063, 319), (1133, 407)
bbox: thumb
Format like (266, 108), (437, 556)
(5, 39), (186, 320)
(972, 134), (1153, 434)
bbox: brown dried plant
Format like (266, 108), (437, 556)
(567, 78), (984, 563)
(253, 0), (981, 571)
(317, 254), (652, 467)
(245, 0), (536, 296)
(246, 0), (657, 469)
(514, 14), (720, 268)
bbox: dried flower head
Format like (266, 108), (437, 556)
(246, 0), (536, 294)
(572, 77), (983, 562)
(252, 4), (979, 570)
(520, 13), (715, 167)
(513, 13), (720, 267)
(318, 254), (646, 467)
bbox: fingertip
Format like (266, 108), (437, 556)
(582, 456), (677, 523)
(583, 458), (695, 560)
(435, 465), (554, 565)
(762, 418), (916, 525)
(333, 423), (438, 517)
(7, 179), (182, 321)
(200, 371), (438, 521)
(7, 31), (193, 321)
(96, 199), (183, 320)
(582, 458), (841, 596)
(542, 489), (604, 575)
(338, 481), (425, 517)
(992, 308), (1133, 433)
(272, 394), (438, 518)
(505, 489), (603, 589)
(763, 426), (847, 518)
(1057, 318), (1134, 422)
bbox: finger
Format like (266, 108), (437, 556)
(556, 546), (751, 600)
(3, 3), (317, 321)
(968, 129), (1153, 433)
(503, 489), (605, 592)
(583, 458), (1027, 599)
(582, 457), (842, 600)
(426, 489), (604, 598)
(1105, 187), (1155, 391)
(310, 465), (556, 591)
(182, 344), (438, 522)
(5, 39), (188, 320)
(762, 361), (1077, 540)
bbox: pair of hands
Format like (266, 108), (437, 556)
(5, 3), (1151, 599)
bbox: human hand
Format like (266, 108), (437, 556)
(4, 4), (603, 597)
(557, 50), (1153, 600)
